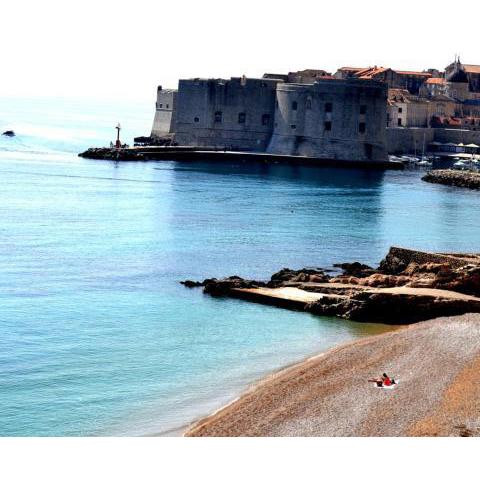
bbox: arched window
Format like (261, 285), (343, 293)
(194, 117), (199, 123)
(214, 111), (222, 123)
(238, 112), (246, 124)
(292, 101), (298, 111)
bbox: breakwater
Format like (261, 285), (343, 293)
(79, 146), (404, 170)
(422, 169), (480, 189)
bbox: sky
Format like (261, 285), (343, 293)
(2, 0), (480, 102)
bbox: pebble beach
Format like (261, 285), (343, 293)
(186, 313), (480, 437)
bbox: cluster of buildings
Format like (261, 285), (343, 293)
(150, 58), (480, 162)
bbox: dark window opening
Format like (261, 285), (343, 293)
(397, 118), (402, 126)
(291, 124), (296, 129)
(360, 105), (367, 114)
(398, 107), (403, 113)
(306, 99), (312, 109)
(325, 102), (333, 113)
(194, 117), (199, 123)
(238, 112), (246, 124)
(292, 101), (298, 110)
(365, 143), (373, 160)
(166, 104), (169, 109)
(359, 122), (366, 134)
(214, 111), (222, 123)
(159, 104), (163, 108)
(262, 114), (270, 126)
(324, 121), (332, 131)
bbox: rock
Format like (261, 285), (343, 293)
(2, 130), (15, 137)
(307, 291), (480, 324)
(203, 276), (266, 296)
(268, 268), (330, 287)
(180, 280), (205, 288)
(378, 250), (409, 275)
(333, 262), (376, 278)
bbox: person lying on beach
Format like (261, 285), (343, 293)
(368, 373), (395, 387)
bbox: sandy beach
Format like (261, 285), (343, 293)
(185, 313), (480, 437)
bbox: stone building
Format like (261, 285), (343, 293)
(387, 89), (456, 128)
(173, 76), (281, 151)
(267, 78), (388, 162)
(446, 58), (480, 93)
(151, 87), (177, 139)
(335, 66), (431, 94)
(419, 77), (448, 98)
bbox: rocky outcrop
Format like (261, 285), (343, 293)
(267, 268), (330, 287)
(2, 130), (15, 137)
(183, 247), (480, 324)
(306, 291), (480, 323)
(422, 169), (480, 190)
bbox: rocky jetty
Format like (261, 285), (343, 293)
(182, 247), (480, 324)
(422, 169), (480, 190)
(78, 148), (145, 160)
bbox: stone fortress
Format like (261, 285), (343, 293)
(152, 71), (387, 163)
(151, 58), (480, 161)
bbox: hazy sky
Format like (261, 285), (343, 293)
(2, 0), (479, 102)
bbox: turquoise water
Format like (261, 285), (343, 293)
(1, 97), (480, 436)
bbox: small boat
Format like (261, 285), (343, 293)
(417, 160), (432, 167)
(453, 160), (467, 170)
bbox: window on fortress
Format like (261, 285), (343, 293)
(159, 104), (163, 108)
(324, 121), (332, 131)
(292, 101), (298, 111)
(238, 112), (246, 124)
(397, 118), (402, 126)
(306, 99), (312, 109)
(359, 122), (366, 134)
(194, 117), (199, 123)
(325, 103), (333, 113)
(360, 105), (367, 114)
(291, 124), (296, 129)
(214, 111), (222, 123)
(166, 104), (169, 109)
(398, 107), (403, 113)
(262, 114), (270, 125)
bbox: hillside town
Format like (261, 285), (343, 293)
(149, 57), (480, 165)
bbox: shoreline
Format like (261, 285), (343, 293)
(185, 314), (480, 437)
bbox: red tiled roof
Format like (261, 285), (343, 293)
(395, 70), (432, 77)
(425, 78), (446, 85)
(463, 64), (480, 74)
(338, 67), (366, 72)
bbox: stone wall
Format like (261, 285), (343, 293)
(380, 247), (480, 274)
(433, 128), (480, 145)
(151, 87), (177, 138)
(387, 127), (434, 154)
(174, 77), (281, 151)
(267, 79), (388, 162)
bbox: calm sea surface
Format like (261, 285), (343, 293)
(1, 97), (480, 436)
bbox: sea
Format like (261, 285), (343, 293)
(1, 96), (480, 436)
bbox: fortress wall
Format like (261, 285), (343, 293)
(433, 128), (480, 144)
(174, 78), (280, 151)
(151, 87), (177, 138)
(268, 79), (388, 161)
(387, 127), (480, 154)
(386, 127), (434, 154)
